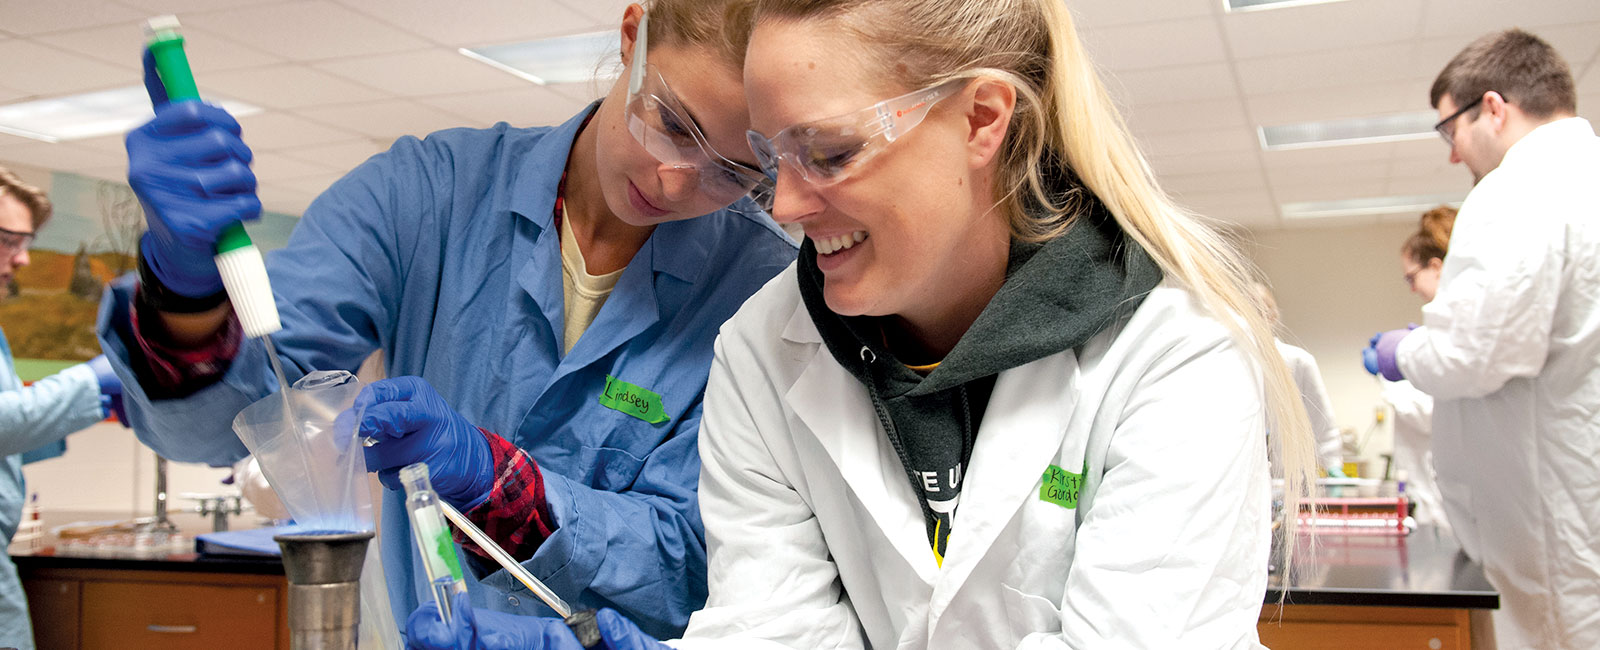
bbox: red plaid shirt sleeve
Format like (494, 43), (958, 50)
(129, 286), (243, 398)
(457, 428), (556, 562)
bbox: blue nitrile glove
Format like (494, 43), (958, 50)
(127, 47), (260, 298)
(1368, 328), (1413, 382)
(1361, 335), (1382, 376)
(407, 592), (670, 650)
(355, 376), (494, 510)
(85, 355), (128, 427)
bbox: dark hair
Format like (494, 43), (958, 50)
(1401, 205), (1456, 265)
(0, 166), (51, 229)
(1429, 28), (1576, 119)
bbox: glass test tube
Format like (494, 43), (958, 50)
(400, 462), (468, 625)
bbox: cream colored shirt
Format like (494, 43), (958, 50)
(560, 209), (625, 354)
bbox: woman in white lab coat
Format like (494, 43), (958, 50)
(406, 0), (1320, 647)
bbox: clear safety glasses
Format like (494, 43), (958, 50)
(625, 13), (773, 209)
(746, 79), (965, 188)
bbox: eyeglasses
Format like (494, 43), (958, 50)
(0, 225), (33, 256)
(745, 79), (965, 188)
(624, 12), (773, 210)
(1403, 267), (1421, 288)
(1433, 95), (1485, 147)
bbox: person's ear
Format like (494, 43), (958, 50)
(619, 4), (646, 70)
(1481, 90), (1510, 132)
(1428, 257), (1444, 272)
(966, 79), (1016, 170)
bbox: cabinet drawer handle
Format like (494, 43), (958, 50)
(147, 624), (198, 634)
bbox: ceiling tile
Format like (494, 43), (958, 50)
(236, 112), (362, 151)
(1222, 0), (1424, 60)
(1068, 0), (1214, 29)
(276, 171), (346, 195)
(1265, 160), (1391, 188)
(1279, 213), (1381, 229)
(1421, 0), (1600, 38)
(251, 152), (337, 183)
(200, 65), (390, 110)
(182, 1), (431, 61)
(0, 41), (132, 96)
(1412, 23), (1600, 85)
(1148, 151), (1263, 177)
(1172, 190), (1279, 227)
(0, 0), (146, 36)
(1082, 17), (1226, 71)
(556, 0), (633, 28)
(279, 140), (386, 174)
(0, 142), (123, 172)
(36, 23), (283, 74)
(1161, 170), (1268, 196)
(116, 0), (265, 13)
(1261, 141), (1396, 169)
(1384, 170), (1471, 197)
(1246, 81), (1422, 125)
(1138, 127), (1258, 159)
(337, 0), (599, 48)
(298, 100), (467, 140)
(1235, 43), (1415, 96)
(415, 86), (590, 128)
(68, 134), (131, 155)
(1124, 97), (1249, 135)
(1274, 178), (1391, 203)
(1105, 63), (1237, 106)
(314, 50), (529, 97)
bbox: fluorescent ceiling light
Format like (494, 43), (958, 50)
(461, 31), (620, 86)
(1259, 112), (1439, 151)
(1225, 0), (1352, 12)
(0, 86), (261, 143)
(1282, 193), (1464, 220)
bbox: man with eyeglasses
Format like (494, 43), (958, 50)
(0, 166), (125, 650)
(1364, 28), (1600, 650)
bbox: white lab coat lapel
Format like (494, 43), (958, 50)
(929, 351), (1080, 623)
(780, 306), (939, 585)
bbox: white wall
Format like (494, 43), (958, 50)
(1247, 221), (1430, 474)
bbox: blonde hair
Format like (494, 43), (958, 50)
(0, 166), (51, 229)
(645, 0), (756, 69)
(751, 0), (1317, 583)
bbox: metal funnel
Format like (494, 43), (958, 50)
(275, 530), (375, 650)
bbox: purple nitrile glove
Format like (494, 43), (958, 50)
(1371, 328), (1413, 381)
(353, 376), (494, 511)
(405, 592), (670, 650)
(128, 47), (261, 298)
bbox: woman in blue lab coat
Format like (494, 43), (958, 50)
(97, 0), (794, 638)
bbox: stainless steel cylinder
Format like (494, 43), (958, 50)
(275, 530), (375, 650)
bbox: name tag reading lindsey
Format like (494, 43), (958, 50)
(598, 374), (670, 424)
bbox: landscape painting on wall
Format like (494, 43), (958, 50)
(0, 171), (298, 381)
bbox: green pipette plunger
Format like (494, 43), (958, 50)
(143, 16), (280, 337)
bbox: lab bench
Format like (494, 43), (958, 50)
(1259, 524), (1499, 649)
(12, 511), (288, 650)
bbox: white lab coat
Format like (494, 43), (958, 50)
(1275, 341), (1342, 473)
(680, 270), (1271, 649)
(1379, 379), (1449, 534)
(1396, 117), (1600, 650)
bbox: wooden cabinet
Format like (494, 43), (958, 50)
(1260, 604), (1473, 650)
(22, 568), (287, 650)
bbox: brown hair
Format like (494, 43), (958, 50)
(1429, 28), (1577, 120)
(749, 0), (1317, 583)
(647, 0), (757, 69)
(1402, 205), (1456, 265)
(0, 166), (51, 229)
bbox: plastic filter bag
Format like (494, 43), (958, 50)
(233, 370), (401, 650)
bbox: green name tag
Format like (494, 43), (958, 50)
(1040, 463), (1083, 509)
(598, 374), (669, 424)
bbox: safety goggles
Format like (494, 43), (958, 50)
(746, 79), (964, 188)
(0, 225), (33, 256)
(625, 13), (773, 209)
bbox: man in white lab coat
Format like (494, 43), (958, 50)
(1367, 29), (1600, 650)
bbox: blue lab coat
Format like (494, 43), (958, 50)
(0, 328), (105, 650)
(96, 106), (797, 637)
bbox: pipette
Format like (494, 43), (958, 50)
(400, 463), (468, 625)
(142, 15), (282, 339)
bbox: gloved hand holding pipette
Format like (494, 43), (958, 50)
(127, 48), (261, 300)
(356, 377), (495, 510)
(406, 591), (671, 650)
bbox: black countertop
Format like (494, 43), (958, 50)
(1267, 524), (1498, 609)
